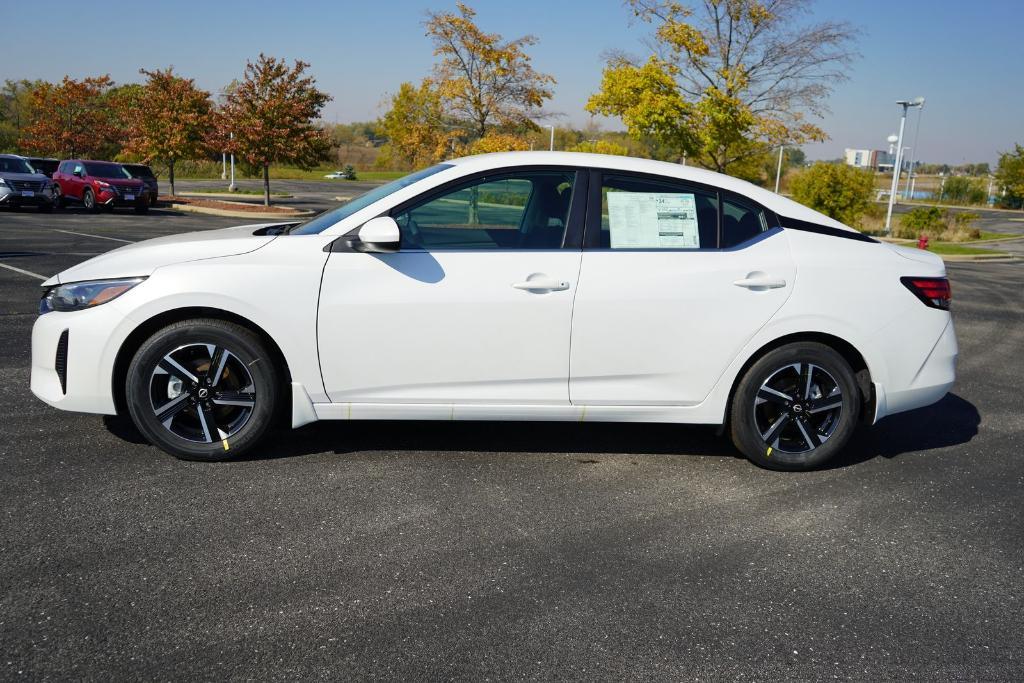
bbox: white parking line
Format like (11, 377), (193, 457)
(0, 262), (46, 280)
(53, 229), (134, 243)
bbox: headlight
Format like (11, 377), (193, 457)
(96, 181), (111, 188)
(39, 277), (145, 314)
(0, 177), (7, 186)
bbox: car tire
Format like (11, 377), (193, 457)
(729, 342), (861, 471)
(82, 188), (98, 212)
(125, 319), (282, 461)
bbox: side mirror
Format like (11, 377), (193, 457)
(350, 216), (401, 253)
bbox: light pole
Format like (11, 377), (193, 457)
(774, 145), (785, 194)
(902, 97), (925, 199)
(548, 125), (555, 151)
(221, 153), (227, 180)
(884, 98), (924, 234)
(228, 132), (236, 192)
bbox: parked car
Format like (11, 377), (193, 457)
(25, 156), (60, 178)
(30, 152), (957, 469)
(53, 160), (149, 213)
(122, 163), (160, 206)
(0, 154), (57, 212)
(323, 168), (355, 179)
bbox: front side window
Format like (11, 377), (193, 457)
(393, 170), (575, 250)
(595, 174), (718, 249)
(84, 162), (131, 179)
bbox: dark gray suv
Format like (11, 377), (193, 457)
(0, 154), (57, 212)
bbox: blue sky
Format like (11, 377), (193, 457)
(5, 0), (1022, 164)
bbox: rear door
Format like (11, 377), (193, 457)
(569, 170), (795, 406)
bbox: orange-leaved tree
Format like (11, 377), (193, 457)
(215, 54), (331, 206)
(20, 75), (121, 158)
(122, 68), (213, 197)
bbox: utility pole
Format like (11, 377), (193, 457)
(885, 98), (924, 234)
(774, 145), (785, 194)
(902, 98), (925, 199)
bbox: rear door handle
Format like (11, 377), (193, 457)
(733, 276), (787, 290)
(512, 276), (570, 292)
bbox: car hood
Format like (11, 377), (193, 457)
(45, 223), (286, 286)
(1, 171), (50, 183)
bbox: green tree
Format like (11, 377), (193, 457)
(789, 162), (874, 227)
(568, 139), (630, 156)
(0, 79), (45, 152)
(215, 54), (332, 205)
(995, 144), (1024, 209)
(587, 0), (855, 177)
(122, 68), (213, 196)
(940, 176), (986, 205)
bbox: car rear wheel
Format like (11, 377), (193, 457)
(125, 319), (281, 461)
(729, 342), (861, 471)
(82, 188), (98, 212)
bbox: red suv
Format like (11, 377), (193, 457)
(53, 160), (149, 213)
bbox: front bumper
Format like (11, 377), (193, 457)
(0, 186), (54, 206)
(30, 302), (136, 415)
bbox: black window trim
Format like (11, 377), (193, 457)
(376, 165), (589, 252)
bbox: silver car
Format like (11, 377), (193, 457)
(0, 154), (57, 212)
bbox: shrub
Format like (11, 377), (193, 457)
(895, 207), (981, 241)
(342, 164), (357, 180)
(789, 162), (874, 227)
(567, 139), (629, 156)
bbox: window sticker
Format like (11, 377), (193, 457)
(607, 192), (701, 249)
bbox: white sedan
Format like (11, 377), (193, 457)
(30, 152), (957, 470)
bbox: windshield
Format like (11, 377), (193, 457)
(0, 157), (36, 174)
(84, 162), (132, 179)
(291, 164), (453, 235)
(124, 164), (155, 178)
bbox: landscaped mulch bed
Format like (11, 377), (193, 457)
(158, 195), (302, 214)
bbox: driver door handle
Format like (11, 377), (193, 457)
(512, 276), (570, 292)
(733, 276), (787, 290)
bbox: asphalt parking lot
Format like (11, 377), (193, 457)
(1, 188), (1023, 679)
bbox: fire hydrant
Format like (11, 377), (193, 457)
(917, 234), (929, 250)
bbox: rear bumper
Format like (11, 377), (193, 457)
(874, 317), (958, 421)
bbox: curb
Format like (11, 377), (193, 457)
(167, 203), (313, 219)
(939, 253), (1015, 262)
(178, 191), (294, 201)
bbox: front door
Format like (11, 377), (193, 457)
(569, 172), (796, 406)
(317, 168), (584, 405)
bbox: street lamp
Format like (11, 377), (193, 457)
(774, 145), (785, 194)
(902, 97), (925, 199)
(548, 125), (555, 152)
(884, 97), (925, 234)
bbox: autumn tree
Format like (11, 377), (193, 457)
(215, 54), (331, 205)
(122, 68), (213, 196)
(587, 0), (855, 180)
(376, 80), (456, 169)
(425, 3), (555, 140)
(789, 162), (874, 227)
(20, 75), (123, 158)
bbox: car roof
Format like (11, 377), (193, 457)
(446, 151), (851, 231)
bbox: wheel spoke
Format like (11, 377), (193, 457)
(808, 400), (842, 414)
(794, 417), (817, 451)
(208, 346), (230, 387)
(212, 390), (255, 408)
(154, 393), (190, 425)
(196, 403), (217, 443)
(801, 363), (815, 400)
(159, 355), (198, 384)
(757, 386), (793, 405)
(760, 413), (790, 444)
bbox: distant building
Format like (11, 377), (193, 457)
(844, 148), (895, 171)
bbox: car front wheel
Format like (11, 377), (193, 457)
(82, 188), (98, 212)
(729, 342), (861, 471)
(125, 319), (281, 461)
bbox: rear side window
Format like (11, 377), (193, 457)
(721, 198), (768, 248)
(594, 174), (718, 249)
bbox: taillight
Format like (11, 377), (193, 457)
(901, 276), (951, 310)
